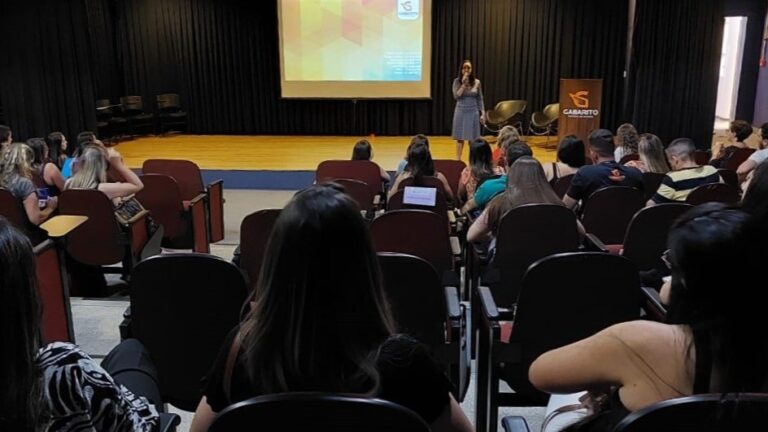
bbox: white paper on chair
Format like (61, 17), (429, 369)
(403, 186), (436, 207)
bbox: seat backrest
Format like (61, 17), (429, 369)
(58, 189), (126, 265)
(621, 203), (692, 271)
(316, 160), (383, 198)
(130, 254), (247, 411)
(724, 147), (755, 171)
(0, 188), (46, 244)
(552, 174), (574, 199)
(433, 160), (467, 198)
(685, 183), (740, 206)
(209, 393), (430, 432)
(398, 176), (452, 202)
(120, 95), (144, 112)
(386, 190), (450, 231)
(693, 149), (711, 166)
(641, 172), (666, 201)
(491, 204), (581, 307)
(619, 154), (640, 164)
(371, 210), (453, 276)
(143, 159), (205, 201)
(581, 186), (645, 244)
(543, 103), (560, 121)
(378, 253), (448, 346)
(34, 240), (75, 344)
(511, 252), (640, 370)
(496, 100), (527, 117)
(136, 174), (187, 239)
(331, 178), (375, 213)
(156, 93), (181, 111)
(717, 168), (739, 188)
(614, 393), (768, 432)
(239, 209), (281, 287)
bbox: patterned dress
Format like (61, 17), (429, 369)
(38, 342), (159, 432)
(452, 78), (485, 141)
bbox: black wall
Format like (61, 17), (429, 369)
(0, 0), (734, 148)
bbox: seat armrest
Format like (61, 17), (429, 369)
(445, 286), (461, 319)
(124, 209), (150, 226)
(641, 286), (667, 321)
(583, 233), (608, 253)
(158, 413), (181, 432)
(478, 286), (515, 321)
(502, 416), (531, 432)
(450, 236), (462, 256)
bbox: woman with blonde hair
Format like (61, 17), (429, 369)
(468, 156), (572, 243)
(625, 133), (670, 174)
(0, 144), (56, 225)
(64, 145), (143, 200)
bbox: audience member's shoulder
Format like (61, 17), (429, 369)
(37, 342), (92, 366)
(603, 320), (685, 353)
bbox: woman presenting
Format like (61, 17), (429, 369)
(452, 59), (485, 160)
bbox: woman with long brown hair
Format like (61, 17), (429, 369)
(0, 143), (57, 225)
(467, 156), (566, 243)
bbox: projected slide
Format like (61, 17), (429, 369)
(278, 0), (432, 99)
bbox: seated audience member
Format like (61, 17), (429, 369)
(389, 141), (453, 200)
(710, 120), (752, 168)
(61, 131), (98, 179)
(461, 141), (533, 214)
(563, 129), (643, 211)
(64, 145), (143, 200)
(0, 218), (162, 431)
(736, 122), (768, 183)
(351, 138), (390, 184)
(529, 203), (768, 431)
(543, 135), (586, 183)
(492, 125), (521, 168)
(740, 160), (768, 220)
(613, 123), (640, 162)
(0, 144), (56, 225)
(624, 133), (670, 174)
(468, 156), (581, 244)
(395, 134), (430, 178)
(189, 185), (474, 432)
(46, 131), (68, 168)
(26, 137), (65, 195)
(0, 124), (12, 158)
(647, 138), (722, 206)
(459, 138), (504, 201)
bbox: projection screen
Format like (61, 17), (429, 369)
(278, 0), (432, 99)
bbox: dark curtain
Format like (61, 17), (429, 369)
(0, 0), (100, 140)
(626, 0), (725, 149)
(109, 0), (628, 136)
(724, 0), (768, 123)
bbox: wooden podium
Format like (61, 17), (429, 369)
(558, 79), (603, 143)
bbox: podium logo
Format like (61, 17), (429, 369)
(568, 91), (590, 108)
(398, 0), (420, 20)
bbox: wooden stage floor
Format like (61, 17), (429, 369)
(117, 134), (559, 171)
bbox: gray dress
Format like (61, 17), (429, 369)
(452, 78), (485, 141)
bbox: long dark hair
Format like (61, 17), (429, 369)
(25, 138), (48, 171)
(405, 142), (435, 185)
(458, 59), (476, 87)
(666, 203), (768, 392)
(351, 139), (372, 161)
(469, 138), (494, 183)
(0, 218), (45, 430)
(741, 162), (768, 221)
(46, 132), (66, 167)
(486, 157), (562, 234)
(240, 185), (396, 394)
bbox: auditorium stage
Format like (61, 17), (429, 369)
(116, 134), (558, 189)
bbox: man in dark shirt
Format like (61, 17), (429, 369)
(563, 129), (644, 210)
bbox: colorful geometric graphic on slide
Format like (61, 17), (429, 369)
(281, 0), (424, 82)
